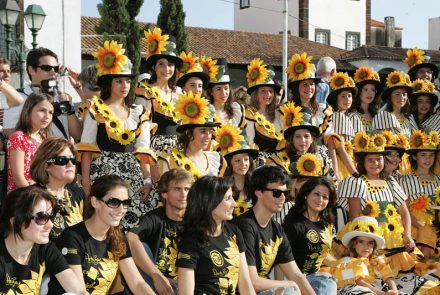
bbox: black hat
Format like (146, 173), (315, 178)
(246, 58), (282, 95)
(207, 58), (234, 87)
(144, 28), (183, 71)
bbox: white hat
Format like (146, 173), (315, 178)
(341, 216), (385, 249)
(138, 73), (151, 83)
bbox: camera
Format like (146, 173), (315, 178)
(40, 79), (58, 94)
(40, 79), (75, 116)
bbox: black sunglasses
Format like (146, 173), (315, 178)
(99, 198), (131, 209)
(36, 64), (60, 72)
(31, 211), (56, 225)
(46, 156), (77, 166)
(263, 188), (289, 198)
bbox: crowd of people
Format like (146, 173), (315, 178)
(1, 26), (440, 294)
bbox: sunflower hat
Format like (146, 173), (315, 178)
(326, 72), (357, 110)
(214, 123), (259, 159)
(404, 47), (439, 81)
(409, 79), (438, 108)
(175, 91), (220, 132)
(382, 70), (413, 101)
(280, 101), (320, 140)
(246, 58), (281, 95)
(354, 67), (383, 95)
(144, 27), (183, 71)
(352, 131), (388, 155)
(341, 216), (385, 249)
(382, 130), (408, 157)
(92, 40), (135, 87)
(289, 153), (323, 178)
(176, 51), (209, 89)
(406, 129), (440, 155)
(207, 58), (234, 86)
(286, 52), (321, 90)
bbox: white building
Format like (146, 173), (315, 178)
(429, 17), (440, 50)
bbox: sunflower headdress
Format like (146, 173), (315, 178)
(409, 79), (438, 107)
(214, 124), (259, 159)
(286, 52), (320, 89)
(176, 52), (209, 89)
(200, 56), (219, 82)
(289, 153), (323, 178)
(246, 58), (280, 94)
(404, 47), (439, 80)
(353, 131), (387, 155)
(406, 130), (440, 154)
(280, 102), (320, 140)
(144, 27), (183, 70)
(382, 71), (413, 100)
(206, 58), (232, 85)
(354, 67), (383, 94)
(383, 131), (407, 156)
(327, 72), (357, 109)
(175, 91), (220, 132)
(341, 216), (385, 249)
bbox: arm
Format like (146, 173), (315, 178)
(9, 149), (29, 188)
(323, 253), (337, 266)
(67, 112), (83, 141)
(280, 261), (316, 295)
(397, 201), (416, 251)
(54, 267), (89, 295)
(126, 232), (173, 295)
(237, 252), (256, 295)
(177, 268), (195, 295)
(248, 265), (298, 292)
(348, 198), (362, 221)
(119, 257), (155, 295)
(0, 80), (23, 107)
(384, 278), (398, 294)
(356, 278), (385, 294)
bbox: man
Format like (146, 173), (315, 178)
(315, 56), (337, 104)
(235, 165), (316, 295)
(2, 48), (81, 140)
(127, 168), (193, 295)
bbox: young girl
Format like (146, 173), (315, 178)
(48, 174), (155, 294)
(176, 52), (209, 96)
(7, 92), (53, 191)
(410, 79), (440, 132)
(405, 47), (439, 84)
(335, 216), (398, 295)
(176, 176), (255, 294)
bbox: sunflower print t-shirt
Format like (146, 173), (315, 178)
(0, 240), (69, 294)
(176, 222), (246, 295)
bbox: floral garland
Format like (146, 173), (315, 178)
(250, 108), (283, 140)
(361, 175), (385, 194)
(170, 149), (203, 179)
(146, 84), (180, 123)
(409, 194), (434, 225)
(277, 151), (291, 173)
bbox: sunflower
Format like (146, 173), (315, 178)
(409, 195), (433, 224)
(175, 91), (210, 124)
(105, 115), (122, 134)
(434, 186), (440, 206)
(404, 47), (425, 69)
(353, 131), (370, 152)
(412, 79), (425, 93)
(279, 102), (303, 128)
(426, 82), (435, 93)
(395, 133), (408, 149)
(382, 130), (395, 146)
(404, 74), (412, 85)
(386, 71), (404, 88)
(410, 130), (428, 149)
(384, 203), (399, 222)
(351, 220), (382, 236)
(362, 200), (380, 218)
(385, 218), (404, 236)
(428, 131), (440, 146)
(286, 52), (313, 81)
(171, 149), (202, 179)
(371, 134), (386, 150)
(92, 40), (127, 75)
(330, 72), (350, 90)
(116, 127), (135, 145)
(200, 56), (219, 81)
(215, 124), (244, 154)
(144, 27), (169, 57)
(246, 58), (269, 87)
(354, 67), (374, 83)
(179, 51), (198, 75)
(296, 153), (321, 176)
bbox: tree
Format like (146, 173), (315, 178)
(95, 0), (144, 75)
(157, 0), (188, 52)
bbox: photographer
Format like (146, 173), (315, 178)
(2, 47), (82, 141)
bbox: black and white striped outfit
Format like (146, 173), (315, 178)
(399, 174), (440, 202)
(347, 111), (372, 133)
(372, 111), (418, 138)
(328, 112), (356, 141)
(422, 114), (440, 132)
(273, 201), (294, 225)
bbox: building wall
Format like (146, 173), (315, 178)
(429, 17), (440, 50)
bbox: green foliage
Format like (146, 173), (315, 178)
(157, 0), (188, 52)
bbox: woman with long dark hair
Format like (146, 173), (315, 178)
(409, 79), (440, 132)
(283, 177), (337, 295)
(176, 176), (255, 294)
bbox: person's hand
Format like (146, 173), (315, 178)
(151, 165), (161, 184)
(138, 184), (152, 202)
(58, 92), (72, 102)
(151, 272), (174, 295)
(67, 68), (81, 89)
(385, 290), (398, 295)
(404, 234), (416, 252)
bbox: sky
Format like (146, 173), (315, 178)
(81, 0), (440, 49)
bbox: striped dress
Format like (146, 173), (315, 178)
(347, 111), (372, 133)
(422, 114), (440, 132)
(371, 111), (417, 138)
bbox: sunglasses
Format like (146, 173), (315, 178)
(31, 211), (56, 225)
(99, 198), (131, 209)
(36, 64), (60, 72)
(263, 188), (289, 198)
(46, 156), (77, 166)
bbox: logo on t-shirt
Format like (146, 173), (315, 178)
(306, 229), (319, 243)
(210, 250), (224, 267)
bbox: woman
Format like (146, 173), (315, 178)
(216, 123), (259, 216)
(48, 174), (155, 294)
(30, 137), (84, 241)
(176, 51), (209, 96)
(78, 40), (156, 230)
(0, 186), (87, 294)
(176, 176), (255, 294)
(7, 92), (53, 191)
(382, 131), (407, 181)
(348, 67), (383, 133)
(410, 79), (440, 132)
(282, 177), (337, 294)
(405, 47), (439, 84)
(287, 52), (332, 136)
(135, 28), (183, 152)
(399, 130), (440, 259)
(245, 58), (283, 156)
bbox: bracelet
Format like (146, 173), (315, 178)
(143, 177), (152, 186)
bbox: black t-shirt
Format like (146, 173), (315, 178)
(48, 221), (131, 294)
(0, 240), (68, 293)
(176, 222), (246, 295)
(233, 210), (294, 278)
(129, 207), (181, 280)
(282, 213), (334, 275)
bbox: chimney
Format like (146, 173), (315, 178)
(384, 16), (395, 47)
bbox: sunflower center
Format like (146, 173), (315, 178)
(414, 136), (423, 147)
(335, 77), (345, 87)
(294, 62), (305, 74)
(374, 137), (383, 146)
(121, 133), (129, 140)
(408, 56), (416, 65)
(368, 225), (375, 233)
(303, 159), (315, 172)
(109, 121), (117, 128)
(359, 138), (368, 148)
(103, 52), (116, 68)
(181, 62), (189, 73)
(149, 40), (159, 53)
(362, 204), (372, 215)
(250, 69), (260, 80)
(285, 114), (294, 126)
(388, 224), (395, 231)
(220, 134), (232, 148)
(359, 71), (368, 79)
(390, 75), (400, 84)
(185, 103), (200, 118)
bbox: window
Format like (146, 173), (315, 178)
(240, 0), (250, 9)
(346, 32), (360, 50)
(315, 29), (330, 45)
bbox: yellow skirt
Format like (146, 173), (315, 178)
(412, 224), (438, 250)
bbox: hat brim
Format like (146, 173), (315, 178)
(409, 92), (438, 108)
(207, 80), (234, 88)
(224, 148), (259, 160)
(354, 150), (391, 156)
(176, 122), (221, 133)
(408, 63), (439, 79)
(176, 72), (210, 89)
(146, 54), (184, 71)
(247, 83), (282, 95)
(405, 148), (439, 155)
(341, 231), (385, 249)
(355, 80), (383, 95)
(284, 125), (321, 140)
(382, 85), (413, 101)
(97, 73), (136, 87)
(385, 146), (406, 157)
(327, 87), (358, 109)
(288, 78), (321, 90)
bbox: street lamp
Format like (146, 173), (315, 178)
(24, 4), (46, 49)
(0, 0), (20, 61)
